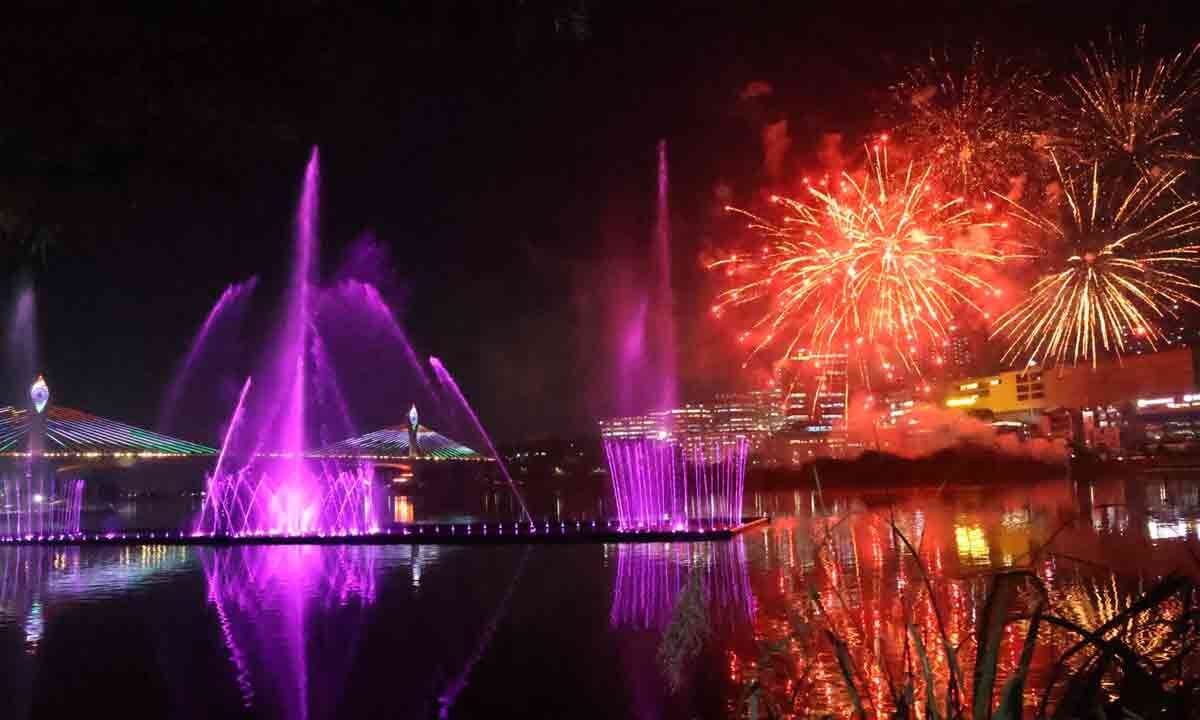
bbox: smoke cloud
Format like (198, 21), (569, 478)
(762, 119), (792, 181)
(847, 398), (1068, 463)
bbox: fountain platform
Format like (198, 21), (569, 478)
(0, 517), (769, 546)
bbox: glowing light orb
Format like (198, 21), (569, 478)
(30, 376), (49, 414)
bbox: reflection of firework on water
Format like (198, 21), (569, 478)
(1044, 573), (1200, 708)
(711, 145), (1013, 376)
(990, 154), (1200, 367)
(741, 511), (1007, 718)
(1062, 28), (1200, 177)
(889, 42), (1049, 197)
(1053, 575), (1184, 669)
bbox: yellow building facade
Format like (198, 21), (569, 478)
(943, 348), (1200, 417)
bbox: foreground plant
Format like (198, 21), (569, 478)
(742, 516), (1200, 719)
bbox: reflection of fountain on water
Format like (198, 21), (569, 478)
(1, 544), (192, 656)
(604, 436), (748, 530)
(435, 547), (529, 719)
(0, 547), (62, 654)
(609, 538), (754, 630)
(201, 545), (379, 720)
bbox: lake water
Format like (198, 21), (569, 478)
(3, 467), (1198, 719)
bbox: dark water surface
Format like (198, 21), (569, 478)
(4, 468), (1200, 719)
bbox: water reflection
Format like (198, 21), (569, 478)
(3, 470), (1200, 717)
(739, 470), (1200, 717)
(200, 546), (379, 719)
(1, 545), (191, 652)
(436, 547), (529, 719)
(609, 539), (755, 630)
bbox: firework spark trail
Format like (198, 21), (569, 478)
(1063, 28), (1200, 178)
(889, 42), (1050, 198)
(711, 144), (1014, 377)
(990, 152), (1200, 367)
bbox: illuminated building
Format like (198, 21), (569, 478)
(598, 413), (663, 441)
(783, 387), (810, 428)
(662, 404), (714, 443)
(947, 331), (976, 372)
(750, 388), (786, 433)
(740, 350), (856, 462)
(600, 402), (753, 461)
(598, 352), (855, 464)
(713, 390), (785, 450)
(1131, 393), (1200, 448)
(713, 394), (760, 442)
(941, 347), (1200, 449)
(775, 350), (848, 431)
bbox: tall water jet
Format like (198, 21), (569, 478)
(195, 377), (252, 535)
(5, 284), (38, 403)
(0, 473), (85, 538)
(616, 291), (648, 418)
(196, 148), (379, 537)
(428, 356), (531, 523)
(310, 279), (442, 441)
(608, 140), (676, 418)
(282, 146), (320, 463)
(158, 277), (258, 433)
(651, 138), (677, 412)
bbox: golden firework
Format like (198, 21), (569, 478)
(888, 42), (1049, 198)
(711, 145), (1011, 376)
(991, 153), (1200, 367)
(1063, 28), (1200, 178)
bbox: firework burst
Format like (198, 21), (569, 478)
(888, 42), (1049, 198)
(1062, 28), (1200, 178)
(990, 153), (1200, 367)
(711, 145), (1012, 378)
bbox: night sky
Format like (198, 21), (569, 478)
(1, 2), (1194, 443)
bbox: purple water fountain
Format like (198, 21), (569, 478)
(193, 148), (379, 538)
(429, 356), (531, 523)
(1, 376), (86, 539)
(158, 277), (257, 434)
(603, 435), (748, 530)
